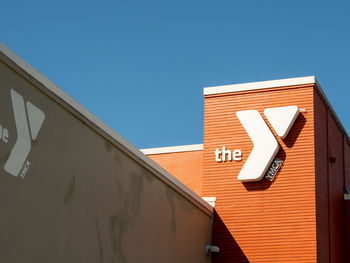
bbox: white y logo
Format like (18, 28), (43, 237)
(236, 106), (299, 182)
(4, 89), (45, 177)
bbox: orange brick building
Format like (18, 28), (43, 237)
(142, 77), (350, 262)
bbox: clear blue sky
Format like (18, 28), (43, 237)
(1, 0), (349, 148)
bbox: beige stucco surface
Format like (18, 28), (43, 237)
(0, 55), (212, 263)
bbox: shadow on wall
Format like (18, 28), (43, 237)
(283, 113), (306, 148)
(345, 201), (350, 262)
(211, 210), (249, 263)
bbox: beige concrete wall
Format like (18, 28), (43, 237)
(0, 51), (212, 263)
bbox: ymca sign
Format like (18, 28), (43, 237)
(215, 105), (300, 182)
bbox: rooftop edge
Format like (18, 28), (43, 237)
(203, 76), (316, 95)
(141, 144), (203, 155)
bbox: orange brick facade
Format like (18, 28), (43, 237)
(147, 150), (203, 195)
(204, 85), (317, 262)
(144, 79), (349, 262)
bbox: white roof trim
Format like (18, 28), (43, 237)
(203, 76), (316, 95)
(202, 197), (216, 208)
(0, 42), (213, 216)
(141, 144), (203, 155)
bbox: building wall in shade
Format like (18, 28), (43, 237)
(345, 137), (350, 262)
(345, 137), (350, 191)
(345, 199), (350, 263)
(345, 134), (350, 263)
(326, 110), (345, 263)
(315, 87), (350, 262)
(314, 88), (349, 263)
(314, 90), (330, 263)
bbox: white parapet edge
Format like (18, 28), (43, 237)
(0, 42), (213, 216)
(202, 197), (216, 208)
(141, 144), (203, 155)
(345, 193), (350, 200)
(203, 76), (316, 96)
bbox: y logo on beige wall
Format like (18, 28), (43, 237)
(4, 89), (45, 178)
(236, 106), (299, 182)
